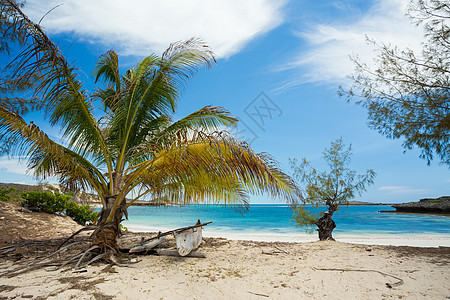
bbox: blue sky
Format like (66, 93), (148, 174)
(0, 0), (448, 203)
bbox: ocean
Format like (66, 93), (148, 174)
(121, 204), (450, 245)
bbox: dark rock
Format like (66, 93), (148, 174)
(419, 196), (450, 203)
(392, 196), (450, 214)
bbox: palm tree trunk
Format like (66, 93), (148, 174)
(92, 195), (125, 252)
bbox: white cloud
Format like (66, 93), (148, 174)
(378, 185), (430, 195)
(24, 0), (286, 58)
(0, 157), (29, 175)
(281, 0), (424, 87)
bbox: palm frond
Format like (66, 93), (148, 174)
(132, 175), (250, 211)
(124, 106), (237, 165)
(120, 132), (301, 211)
(0, 106), (107, 199)
(93, 50), (121, 92)
(111, 40), (216, 173)
(163, 105), (237, 132)
(161, 38), (216, 85)
(0, 0), (113, 181)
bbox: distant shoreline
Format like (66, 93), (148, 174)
(379, 210), (450, 216)
(0, 182), (398, 207)
(124, 223), (450, 247)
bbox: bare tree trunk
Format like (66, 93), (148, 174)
(315, 202), (338, 241)
(315, 212), (336, 240)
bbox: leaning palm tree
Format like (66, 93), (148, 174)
(0, 1), (301, 262)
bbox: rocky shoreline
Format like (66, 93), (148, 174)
(391, 196), (450, 214)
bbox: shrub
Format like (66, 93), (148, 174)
(65, 201), (98, 226)
(20, 191), (98, 226)
(0, 187), (15, 201)
(20, 191), (70, 214)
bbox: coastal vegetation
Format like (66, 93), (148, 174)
(391, 196), (450, 214)
(0, 1), (449, 297)
(0, 0), (300, 266)
(0, 186), (15, 202)
(289, 138), (376, 240)
(340, 0), (450, 166)
(20, 191), (98, 225)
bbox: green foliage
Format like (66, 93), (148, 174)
(291, 205), (322, 233)
(20, 191), (98, 226)
(65, 201), (98, 226)
(289, 138), (376, 228)
(0, 187), (15, 201)
(21, 191), (70, 214)
(341, 0), (450, 166)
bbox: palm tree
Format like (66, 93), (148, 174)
(0, 1), (301, 261)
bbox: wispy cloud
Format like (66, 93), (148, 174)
(280, 0), (424, 88)
(24, 0), (286, 58)
(0, 157), (29, 175)
(378, 185), (430, 195)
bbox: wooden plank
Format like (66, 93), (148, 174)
(129, 236), (166, 253)
(141, 220), (212, 243)
(155, 249), (206, 258)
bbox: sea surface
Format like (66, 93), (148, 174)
(122, 204), (450, 243)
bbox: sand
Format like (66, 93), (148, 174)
(1, 234), (449, 299)
(0, 202), (449, 299)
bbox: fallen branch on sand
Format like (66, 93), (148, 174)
(155, 249), (206, 258)
(129, 237), (166, 253)
(248, 291), (269, 297)
(0, 221), (212, 277)
(57, 226), (97, 250)
(312, 267), (404, 288)
(274, 245), (289, 254)
(262, 245), (289, 255)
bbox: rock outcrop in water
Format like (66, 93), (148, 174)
(392, 196), (450, 214)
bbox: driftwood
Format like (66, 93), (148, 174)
(262, 249), (277, 255)
(274, 245), (289, 254)
(0, 243), (25, 255)
(125, 220), (211, 257)
(129, 237), (166, 253)
(142, 220), (212, 243)
(155, 249), (206, 258)
(248, 291), (269, 297)
(313, 267), (404, 288)
(1, 221), (211, 277)
(262, 246), (289, 255)
(57, 226), (97, 250)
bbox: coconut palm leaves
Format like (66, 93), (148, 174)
(0, 1), (301, 235)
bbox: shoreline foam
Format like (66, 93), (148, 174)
(125, 223), (450, 247)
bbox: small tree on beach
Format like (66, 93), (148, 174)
(290, 139), (375, 240)
(340, 0), (450, 166)
(0, 0), (301, 265)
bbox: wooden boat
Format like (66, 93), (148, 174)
(174, 222), (203, 256)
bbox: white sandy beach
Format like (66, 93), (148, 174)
(1, 236), (449, 299)
(1, 201), (449, 299)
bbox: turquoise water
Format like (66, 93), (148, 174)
(121, 204), (450, 236)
